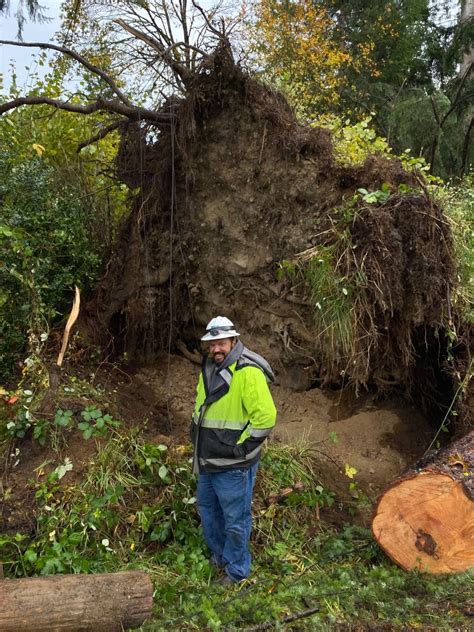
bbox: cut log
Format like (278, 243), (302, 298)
(372, 430), (474, 573)
(0, 570), (153, 631)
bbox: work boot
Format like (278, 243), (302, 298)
(215, 574), (235, 586)
(209, 555), (224, 570)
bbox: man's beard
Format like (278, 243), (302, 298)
(212, 352), (226, 364)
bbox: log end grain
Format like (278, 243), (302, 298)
(372, 472), (474, 573)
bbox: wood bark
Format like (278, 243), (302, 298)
(372, 431), (474, 573)
(0, 570), (153, 631)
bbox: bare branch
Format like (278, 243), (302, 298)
(0, 95), (172, 124)
(77, 119), (127, 152)
(162, 40), (210, 61)
(440, 62), (473, 128)
(192, 1), (228, 42)
(114, 18), (193, 84)
(0, 39), (133, 107)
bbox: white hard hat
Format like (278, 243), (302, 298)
(201, 316), (240, 341)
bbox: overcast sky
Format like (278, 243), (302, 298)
(0, 0), (62, 93)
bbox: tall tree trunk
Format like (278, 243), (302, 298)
(460, 0), (474, 78)
(460, 0), (474, 172)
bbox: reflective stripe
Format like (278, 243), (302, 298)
(200, 445), (262, 467)
(201, 419), (248, 431)
(219, 368), (233, 386)
(249, 427), (272, 438)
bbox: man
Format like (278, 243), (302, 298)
(191, 316), (277, 584)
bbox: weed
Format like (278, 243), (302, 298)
(78, 406), (120, 439)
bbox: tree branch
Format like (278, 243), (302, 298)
(461, 116), (474, 176)
(162, 40), (210, 61)
(114, 18), (193, 84)
(0, 39), (133, 107)
(192, 1), (228, 42)
(0, 95), (171, 124)
(77, 119), (128, 152)
(440, 62), (473, 128)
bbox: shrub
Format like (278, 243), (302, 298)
(0, 157), (101, 379)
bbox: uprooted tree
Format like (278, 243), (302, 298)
(0, 3), (471, 434)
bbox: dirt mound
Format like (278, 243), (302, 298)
(83, 49), (466, 430)
(100, 354), (434, 515)
(112, 357), (432, 492)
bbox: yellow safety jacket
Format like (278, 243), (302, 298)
(191, 358), (277, 473)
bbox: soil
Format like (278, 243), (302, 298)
(107, 353), (433, 495)
(83, 47), (463, 425)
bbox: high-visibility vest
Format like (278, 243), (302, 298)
(191, 362), (276, 473)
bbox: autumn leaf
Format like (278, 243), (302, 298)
(344, 464), (358, 479)
(32, 143), (45, 156)
(251, 0), (365, 117)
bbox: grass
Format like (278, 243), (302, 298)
(434, 174), (474, 324)
(0, 421), (472, 631)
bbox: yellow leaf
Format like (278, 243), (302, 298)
(344, 464), (358, 479)
(32, 143), (45, 156)
(0, 386), (7, 396)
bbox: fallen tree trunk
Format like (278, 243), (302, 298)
(0, 570), (153, 631)
(372, 430), (474, 573)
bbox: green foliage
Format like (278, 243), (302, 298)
(357, 184), (391, 204)
(0, 65), (130, 380)
(0, 430), (472, 630)
(2, 403), (120, 446)
(318, 113), (443, 183)
(303, 246), (355, 359)
(279, 235), (358, 366)
(0, 155), (102, 379)
(0, 431), (203, 577)
(260, 443), (336, 510)
(435, 174), (474, 323)
(78, 406), (121, 439)
(318, 115), (392, 166)
(253, 0), (473, 176)
(387, 89), (472, 179)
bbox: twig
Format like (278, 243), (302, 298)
(242, 606), (320, 631)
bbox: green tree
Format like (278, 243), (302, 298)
(251, 0), (473, 177)
(0, 63), (129, 380)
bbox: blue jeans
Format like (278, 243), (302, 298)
(197, 462), (259, 582)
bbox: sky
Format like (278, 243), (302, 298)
(0, 0), (462, 95)
(0, 0), (62, 93)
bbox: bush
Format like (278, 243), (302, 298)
(0, 156), (102, 379)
